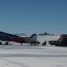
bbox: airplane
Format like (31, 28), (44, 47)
(0, 31), (40, 45)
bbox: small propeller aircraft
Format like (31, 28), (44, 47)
(0, 31), (40, 45)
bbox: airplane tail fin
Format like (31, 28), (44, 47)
(30, 34), (37, 42)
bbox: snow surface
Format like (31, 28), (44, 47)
(0, 45), (67, 67)
(37, 35), (60, 46)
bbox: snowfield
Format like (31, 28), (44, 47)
(37, 35), (60, 45)
(0, 45), (67, 67)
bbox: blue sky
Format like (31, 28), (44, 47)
(0, 0), (67, 34)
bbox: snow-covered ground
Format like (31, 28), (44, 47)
(37, 35), (60, 46)
(0, 45), (67, 67)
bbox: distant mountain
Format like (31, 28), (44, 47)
(39, 32), (55, 36)
(14, 33), (28, 36)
